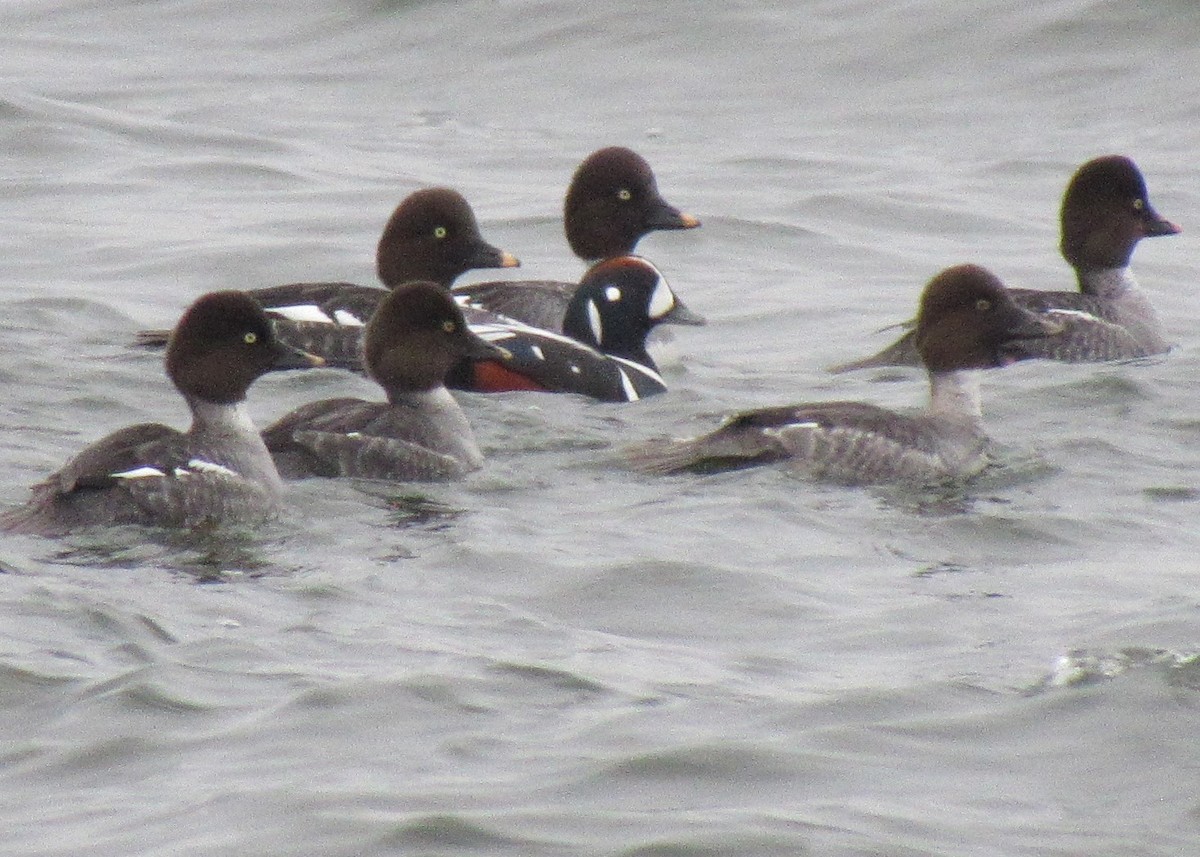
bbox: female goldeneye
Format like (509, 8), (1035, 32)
(831, 156), (1179, 372)
(628, 265), (1055, 483)
(451, 147), (700, 331)
(455, 256), (705, 402)
(3, 292), (322, 534)
(262, 282), (504, 481)
(135, 187), (519, 347)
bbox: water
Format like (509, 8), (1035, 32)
(3, 1), (1200, 854)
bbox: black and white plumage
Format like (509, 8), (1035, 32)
(452, 146), (700, 331)
(452, 256), (705, 402)
(831, 156), (1180, 372)
(4, 292), (322, 534)
(134, 187), (519, 351)
(262, 282), (504, 482)
(628, 264), (1056, 483)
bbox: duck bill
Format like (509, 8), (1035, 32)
(271, 341), (326, 370)
(469, 242), (521, 271)
(1141, 207), (1181, 238)
(660, 296), (707, 327)
(645, 198), (701, 231)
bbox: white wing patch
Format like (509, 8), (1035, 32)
(185, 459), (240, 478)
(270, 304), (335, 324)
(332, 310), (365, 326)
(1044, 308), (1102, 323)
(530, 345), (544, 360)
(604, 286), (622, 303)
(111, 466), (166, 479)
(112, 460), (241, 480)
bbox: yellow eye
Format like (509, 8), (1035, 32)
(243, 331), (258, 345)
(1132, 198), (1144, 211)
(617, 188), (632, 201)
(975, 299), (992, 312)
(442, 320), (457, 334)
(434, 226), (448, 239)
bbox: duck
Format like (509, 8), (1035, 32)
(4, 292), (322, 534)
(134, 187), (519, 349)
(260, 256), (703, 402)
(831, 156), (1179, 372)
(454, 256), (705, 402)
(451, 147), (700, 331)
(261, 282), (505, 481)
(627, 265), (1056, 483)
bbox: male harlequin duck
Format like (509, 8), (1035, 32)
(4, 292), (322, 534)
(452, 146), (700, 331)
(457, 256), (705, 402)
(832, 156), (1179, 372)
(262, 282), (504, 481)
(256, 256), (703, 403)
(628, 265), (1056, 483)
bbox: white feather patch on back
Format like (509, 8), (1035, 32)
(470, 324), (520, 342)
(470, 319), (599, 349)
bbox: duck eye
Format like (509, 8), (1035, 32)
(243, 331), (258, 345)
(975, 299), (992, 312)
(617, 188), (632, 202)
(441, 320), (456, 334)
(434, 226), (448, 239)
(1132, 198), (1145, 211)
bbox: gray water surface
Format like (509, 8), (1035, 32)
(3, 1), (1200, 855)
